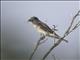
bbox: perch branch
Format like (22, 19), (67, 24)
(69, 21), (80, 33)
(64, 10), (80, 36)
(42, 10), (80, 60)
(52, 54), (56, 60)
(29, 36), (46, 60)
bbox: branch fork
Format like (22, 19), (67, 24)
(29, 10), (80, 60)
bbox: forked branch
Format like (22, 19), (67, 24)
(42, 10), (80, 60)
(29, 36), (46, 60)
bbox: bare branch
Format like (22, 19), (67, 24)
(52, 54), (56, 60)
(69, 21), (80, 33)
(39, 38), (48, 45)
(29, 36), (45, 60)
(64, 10), (80, 36)
(42, 37), (64, 60)
(42, 10), (80, 60)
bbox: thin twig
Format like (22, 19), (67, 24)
(52, 38), (56, 60)
(41, 37), (64, 60)
(29, 36), (45, 60)
(64, 10), (80, 36)
(69, 21), (80, 33)
(39, 38), (48, 45)
(42, 10), (80, 60)
(52, 54), (56, 60)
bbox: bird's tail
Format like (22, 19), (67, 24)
(49, 33), (68, 43)
(52, 35), (68, 43)
(53, 32), (68, 43)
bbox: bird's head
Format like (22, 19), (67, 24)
(28, 16), (39, 23)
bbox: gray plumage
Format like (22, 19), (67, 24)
(28, 16), (68, 42)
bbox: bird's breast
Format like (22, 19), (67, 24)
(33, 24), (37, 28)
(32, 24), (53, 36)
(37, 26), (47, 35)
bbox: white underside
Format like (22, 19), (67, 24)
(33, 24), (53, 36)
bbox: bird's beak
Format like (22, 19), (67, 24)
(28, 19), (32, 22)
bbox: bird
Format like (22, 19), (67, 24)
(28, 16), (68, 43)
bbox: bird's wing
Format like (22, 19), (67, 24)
(38, 20), (59, 37)
(38, 20), (53, 34)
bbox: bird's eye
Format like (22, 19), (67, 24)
(33, 17), (38, 20)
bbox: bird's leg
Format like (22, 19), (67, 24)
(39, 33), (45, 40)
(40, 33), (44, 37)
(38, 33), (50, 45)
